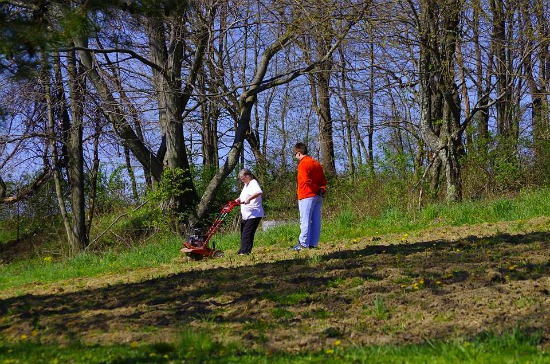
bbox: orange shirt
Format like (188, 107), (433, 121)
(296, 156), (327, 200)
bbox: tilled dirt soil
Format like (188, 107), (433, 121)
(0, 217), (549, 353)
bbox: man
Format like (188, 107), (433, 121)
(290, 142), (327, 251)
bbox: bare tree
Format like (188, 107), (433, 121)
(520, 0), (550, 184)
(416, 0), (464, 202)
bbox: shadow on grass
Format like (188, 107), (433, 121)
(0, 230), (548, 346)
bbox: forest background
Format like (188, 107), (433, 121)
(0, 0), (549, 256)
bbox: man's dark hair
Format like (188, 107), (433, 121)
(294, 142), (308, 155)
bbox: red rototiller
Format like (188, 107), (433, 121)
(180, 200), (241, 259)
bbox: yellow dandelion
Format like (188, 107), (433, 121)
(130, 341), (139, 348)
(325, 349), (334, 354)
(31, 330), (38, 337)
(508, 265), (517, 271)
(43, 256), (53, 263)
(20, 334), (28, 340)
(352, 238), (358, 243)
(334, 340), (342, 346)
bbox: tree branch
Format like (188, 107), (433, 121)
(0, 169), (53, 205)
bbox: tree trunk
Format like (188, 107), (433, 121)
(87, 115), (101, 235)
(315, 35), (336, 176)
(473, 0), (490, 148)
(43, 57), (73, 254)
(417, 0), (464, 202)
(278, 83), (292, 175)
(336, 51), (355, 175)
(521, 0), (550, 184)
(65, 47), (88, 251)
(146, 15), (198, 218)
(42, 53), (84, 254)
(367, 40), (375, 175)
(490, 0), (519, 162)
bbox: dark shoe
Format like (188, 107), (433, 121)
(290, 243), (305, 251)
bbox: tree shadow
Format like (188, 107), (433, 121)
(322, 231), (550, 261)
(0, 230), (548, 345)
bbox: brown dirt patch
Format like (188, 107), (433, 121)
(0, 217), (549, 353)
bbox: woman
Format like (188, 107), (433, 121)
(236, 168), (264, 255)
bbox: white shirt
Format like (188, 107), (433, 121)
(239, 179), (264, 220)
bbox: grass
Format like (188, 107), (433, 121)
(1, 188), (550, 291)
(0, 233), (180, 290)
(0, 229), (15, 243)
(0, 329), (546, 363)
(0, 188), (549, 362)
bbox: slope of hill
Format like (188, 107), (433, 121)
(0, 216), (548, 358)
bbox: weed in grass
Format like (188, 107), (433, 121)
(393, 254), (407, 269)
(328, 277), (345, 288)
(196, 313), (219, 325)
(422, 204), (441, 223)
(491, 199), (516, 220)
(264, 292), (310, 305)
(379, 323), (400, 335)
(434, 311), (456, 323)
(513, 296), (538, 309)
(348, 276), (364, 288)
(380, 207), (408, 229)
(150, 341), (176, 356)
(409, 277), (426, 291)
(242, 319), (274, 333)
(137, 325), (160, 333)
(322, 326), (343, 338)
(307, 254), (322, 265)
(336, 209), (355, 229)
(448, 202), (479, 226)
(327, 277), (364, 290)
(363, 296), (391, 320)
(301, 308), (331, 319)
(394, 277), (414, 290)
(177, 328), (223, 360)
(271, 307), (295, 320)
